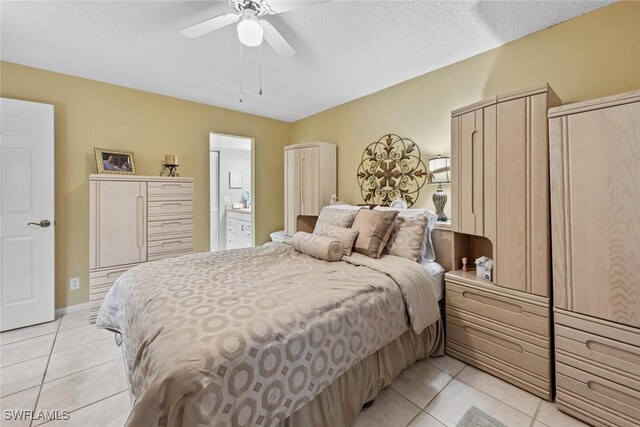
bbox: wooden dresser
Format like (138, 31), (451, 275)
(445, 84), (560, 400)
(89, 174), (194, 321)
(549, 91), (640, 426)
(284, 142), (336, 236)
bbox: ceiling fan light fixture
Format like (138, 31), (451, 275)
(237, 16), (263, 47)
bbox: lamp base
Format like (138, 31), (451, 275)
(432, 188), (448, 222)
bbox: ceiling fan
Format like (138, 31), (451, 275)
(180, 0), (329, 58)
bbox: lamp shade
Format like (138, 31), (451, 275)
(237, 17), (263, 47)
(428, 155), (451, 184)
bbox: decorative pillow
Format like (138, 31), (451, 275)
(291, 232), (344, 262)
(374, 206), (438, 262)
(314, 224), (359, 256)
(384, 215), (429, 262)
(351, 209), (398, 258)
(313, 206), (360, 235)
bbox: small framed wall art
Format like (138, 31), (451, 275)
(229, 172), (243, 188)
(94, 148), (137, 175)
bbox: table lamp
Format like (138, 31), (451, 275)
(428, 154), (451, 221)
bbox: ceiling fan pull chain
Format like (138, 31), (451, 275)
(259, 42), (263, 96)
(239, 41), (244, 102)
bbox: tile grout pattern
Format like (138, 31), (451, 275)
(1, 310), (589, 427)
(29, 316), (62, 427)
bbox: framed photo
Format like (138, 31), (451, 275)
(229, 172), (243, 188)
(94, 148), (136, 175)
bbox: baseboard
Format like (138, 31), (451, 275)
(55, 302), (90, 316)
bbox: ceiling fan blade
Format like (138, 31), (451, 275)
(260, 20), (295, 58)
(180, 13), (239, 38)
(262, 0), (330, 15)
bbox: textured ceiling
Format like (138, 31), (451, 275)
(0, 0), (613, 122)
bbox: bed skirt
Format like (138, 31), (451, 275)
(281, 317), (445, 427)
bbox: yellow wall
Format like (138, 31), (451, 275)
(291, 1), (640, 215)
(0, 62), (291, 308)
(2, 2), (639, 309)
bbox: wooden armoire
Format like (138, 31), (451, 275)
(89, 175), (194, 321)
(549, 91), (640, 426)
(445, 84), (560, 400)
(284, 142), (336, 236)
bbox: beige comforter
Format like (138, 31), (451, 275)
(96, 243), (440, 426)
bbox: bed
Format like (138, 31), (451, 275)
(97, 209), (447, 427)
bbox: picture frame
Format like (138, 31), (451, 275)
(94, 148), (136, 175)
(229, 172), (243, 189)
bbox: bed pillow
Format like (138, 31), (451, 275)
(374, 206), (438, 262)
(384, 215), (429, 262)
(313, 224), (359, 256)
(313, 206), (360, 235)
(351, 209), (398, 258)
(291, 232), (344, 262)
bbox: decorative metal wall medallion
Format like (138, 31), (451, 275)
(357, 134), (428, 207)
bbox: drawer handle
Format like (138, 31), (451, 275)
(461, 291), (524, 313)
(160, 222), (182, 229)
(106, 271), (124, 279)
(462, 325), (524, 353)
(160, 184), (182, 190)
(160, 203), (182, 209)
(161, 241), (183, 248)
(586, 340), (640, 365)
(587, 380), (638, 407)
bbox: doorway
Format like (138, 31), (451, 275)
(210, 133), (253, 252)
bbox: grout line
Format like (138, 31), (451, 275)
(29, 317), (62, 427)
(49, 335), (114, 356)
(404, 411), (421, 427)
(451, 370), (541, 422)
(0, 352), (52, 370)
(41, 356), (124, 386)
(530, 400), (543, 427)
(33, 389), (129, 427)
(388, 387), (422, 413)
(0, 330), (58, 347)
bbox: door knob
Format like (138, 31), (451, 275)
(27, 220), (51, 228)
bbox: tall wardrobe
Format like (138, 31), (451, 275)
(549, 91), (640, 426)
(89, 175), (194, 321)
(445, 84), (560, 400)
(284, 142), (336, 235)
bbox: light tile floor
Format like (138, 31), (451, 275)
(1, 310), (590, 427)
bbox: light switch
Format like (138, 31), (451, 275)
(223, 195), (231, 203)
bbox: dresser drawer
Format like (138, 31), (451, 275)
(148, 219), (193, 240)
(148, 237), (194, 256)
(89, 265), (138, 322)
(446, 282), (550, 338)
(447, 312), (550, 377)
(557, 364), (640, 427)
(148, 181), (193, 201)
(148, 250), (192, 262)
(555, 310), (640, 390)
(148, 201), (193, 219)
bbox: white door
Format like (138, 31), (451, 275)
(210, 151), (219, 252)
(0, 98), (55, 331)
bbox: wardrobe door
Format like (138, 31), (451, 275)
(300, 146), (319, 216)
(452, 109), (484, 236)
(496, 93), (549, 296)
(95, 181), (147, 268)
(550, 101), (640, 326)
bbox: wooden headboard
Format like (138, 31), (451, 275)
(431, 223), (456, 272)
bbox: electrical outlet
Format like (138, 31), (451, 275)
(70, 277), (80, 290)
